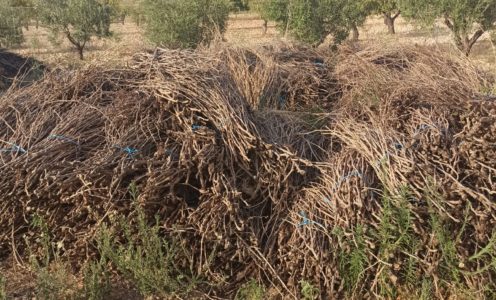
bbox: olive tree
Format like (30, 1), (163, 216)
(0, 0), (24, 47)
(9, 0), (36, 30)
(368, 0), (401, 34)
(260, 0), (373, 45)
(401, 0), (496, 56)
(231, 0), (249, 12)
(334, 0), (375, 40)
(140, 0), (230, 48)
(36, 0), (113, 59)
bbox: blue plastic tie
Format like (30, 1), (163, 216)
(191, 124), (202, 131)
(314, 62), (325, 67)
(48, 134), (79, 145)
(326, 169), (363, 202)
(0, 143), (27, 154)
(298, 211), (323, 228)
(393, 142), (404, 150)
(418, 124), (432, 131)
(114, 145), (139, 158)
(414, 124), (435, 136)
(334, 170), (362, 189)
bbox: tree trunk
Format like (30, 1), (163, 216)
(351, 24), (359, 41)
(284, 5), (291, 38)
(444, 17), (484, 56)
(65, 30), (85, 60)
(461, 30), (485, 56)
(383, 12), (400, 34)
(77, 45), (84, 60)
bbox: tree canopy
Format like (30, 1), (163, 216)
(36, 0), (113, 59)
(140, 0), (230, 48)
(260, 0), (374, 45)
(0, 0), (26, 47)
(368, 0), (401, 34)
(401, 0), (496, 55)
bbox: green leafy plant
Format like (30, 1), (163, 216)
(338, 225), (368, 293)
(235, 279), (265, 300)
(260, 0), (374, 45)
(300, 280), (319, 300)
(26, 214), (75, 300)
(140, 0), (230, 48)
(81, 257), (110, 300)
(97, 183), (199, 297)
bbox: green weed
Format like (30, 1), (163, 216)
(418, 277), (433, 300)
(26, 214), (75, 300)
(338, 225), (368, 293)
(81, 257), (110, 300)
(374, 188), (420, 297)
(96, 183), (199, 297)
(300, 280), (319, 300)
(0, 275), (6, 300)
(235, 279), (265, 300)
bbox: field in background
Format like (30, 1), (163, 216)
(10, 12), (496, 69)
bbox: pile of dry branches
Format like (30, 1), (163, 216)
(0, 43), (495, 298)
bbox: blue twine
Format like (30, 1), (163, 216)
(279, 95), (286, 106)
(414, 124), (435, 136)
(314, 62), (325, 67)
(323, 169), (363, 204)
(298, 211), (323, 228)
(48, 134), (79, 145)
(374, 140), (404, 167)
(334, 169), (362, 189)
(0, 142), (27, 154)
(114, 145), (139, 158)
(393, 142), (404, 150)
(191, 124), (202, 131)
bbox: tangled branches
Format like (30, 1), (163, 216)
(0, 43), (495, 298)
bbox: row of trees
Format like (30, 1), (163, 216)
(250, 0), (496, 56)
(0, 0), (495, 58)
(0, 0), (233, 59)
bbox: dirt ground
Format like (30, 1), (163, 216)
(10, 12), (496, 69)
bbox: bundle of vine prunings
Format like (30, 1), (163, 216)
(1, 42), (496, 299)
(279, 43), (496, 298)
(0, 46), (330, 296)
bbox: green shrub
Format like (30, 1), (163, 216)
(141, 0), (230, 48)
(97, 184), (199, 297)
(260, 0), (373, 45)
(0, 0), (24, 47)
(235, 279), (265, 300)
(300, 280), (319, 300)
